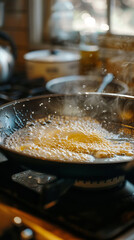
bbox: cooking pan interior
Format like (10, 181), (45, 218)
(0, 93), (134, 179)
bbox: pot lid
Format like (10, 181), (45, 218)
(24, 49), (81, 62)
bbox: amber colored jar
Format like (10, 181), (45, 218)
(79, 44), (100, 74)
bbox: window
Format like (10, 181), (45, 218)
(48, 0), (108, 45)
(109, 0), (134, 35)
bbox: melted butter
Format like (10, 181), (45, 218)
(5, 116), (134, 162)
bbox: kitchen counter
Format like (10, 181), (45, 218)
(0, 199), (83, 240)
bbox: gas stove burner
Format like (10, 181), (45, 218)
(74, 176), (125, 189)
(0, 156), (134, 240)
(0, 73), (47, 104)
(46, 180), (134, 240)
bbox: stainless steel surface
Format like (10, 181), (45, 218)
(0, 46), (15, 82)
(46, 74), (128, 94)
(0, 31), (16, 82)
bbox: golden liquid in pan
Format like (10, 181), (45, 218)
(5, 116), (134, 162)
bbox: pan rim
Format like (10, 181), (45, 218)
(0, 92), (134, 109)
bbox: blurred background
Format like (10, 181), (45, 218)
(0, 0), (134, 93)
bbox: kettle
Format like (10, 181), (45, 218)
(0, 31), (17, 82)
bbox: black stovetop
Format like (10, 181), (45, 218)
(0, 73), (48, 105)
(0, 153), (134, 240)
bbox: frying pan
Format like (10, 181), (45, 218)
(0, 93), (134, 180)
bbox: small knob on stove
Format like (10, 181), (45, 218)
(13, 216), (23, 227)
(20, 228), (34, 240)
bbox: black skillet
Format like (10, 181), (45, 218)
(0, 93), (134, 180)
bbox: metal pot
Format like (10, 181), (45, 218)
(0, 31), (17, 82)
(46, 74), (128, 95)
(24, 49), (81, 82)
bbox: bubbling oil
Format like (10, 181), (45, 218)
(5, 115), (134, 162)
